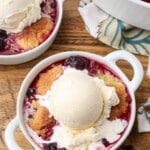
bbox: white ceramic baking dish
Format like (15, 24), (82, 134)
(0, 0), (64, 65)
(93, 0), (150, 30)
(5, 50), (143, 150)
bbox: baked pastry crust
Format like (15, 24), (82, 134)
(36, 65), (63, 95)
(28, 100), (55, 138)
(28, 106), (51, 131)
(107, 82), (128, 120)
(11, 17), (54, 50)
(97, 71), (128, 120)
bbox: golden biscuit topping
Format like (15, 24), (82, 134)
(12, 18), (54, 50)
(36, 65), (63, 95)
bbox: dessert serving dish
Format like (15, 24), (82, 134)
(0, 0), (64, 65)
(5, 50), (143, 150)
(93, 0), (150, 30)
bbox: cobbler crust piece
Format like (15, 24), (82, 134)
(28, 100), (56, 139)
(97, 71), (128, 120)
(36, 65), (63, 95)
(107, 82), (128, 120)
(12, 17), (54, 50)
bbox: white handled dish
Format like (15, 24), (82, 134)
(93, 0), (150, 30)
(5, 50), (143, 150)
(0, 0), (64, 65)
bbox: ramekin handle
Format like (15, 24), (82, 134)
(5, 117), (23, 150)
(105, 50), (144, 92)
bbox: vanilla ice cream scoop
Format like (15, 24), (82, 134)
(49, 69), (104, 129)
(0, 0), (42, 33)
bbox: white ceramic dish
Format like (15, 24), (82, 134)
(93, 0), (150, 30)
(0, 0), (64, 65)
(5, 50), (143, 150)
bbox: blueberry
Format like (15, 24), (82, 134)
(46, 143), (57, 150)
(26, 88), (36, 97)
(28, 114), (33, 118)
(0, 30), (7, 39)
(40, 2), (45, 8)
(0, 39), (6, 50)
(64, 56), (89, 70)
(50, 2), (56, 8)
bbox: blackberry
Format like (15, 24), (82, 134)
(28, 114), (33, 118)
(46, 143), (57, 150)
(40, 2), (45, 8)
(50, 2), (56, 8)
(0, 39), (6, 50)
(64, 56), (89, 70)
(26, 88), (36, 97)
(0, 30), (7, 39)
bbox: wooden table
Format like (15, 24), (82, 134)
(0, 0), (150, 150)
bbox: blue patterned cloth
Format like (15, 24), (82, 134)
(79, 0), (150, 56)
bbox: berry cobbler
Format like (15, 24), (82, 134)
(23, 55), (131, 150)
(0, 0), (57, 55)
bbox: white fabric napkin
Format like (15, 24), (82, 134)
(78, 0), (150, 133)
(147, 57), (150, 78)
(78, 1), (150, 56)
(138, 98), (150, 133)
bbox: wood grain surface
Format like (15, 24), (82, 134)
(0, 0), (150, 150)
